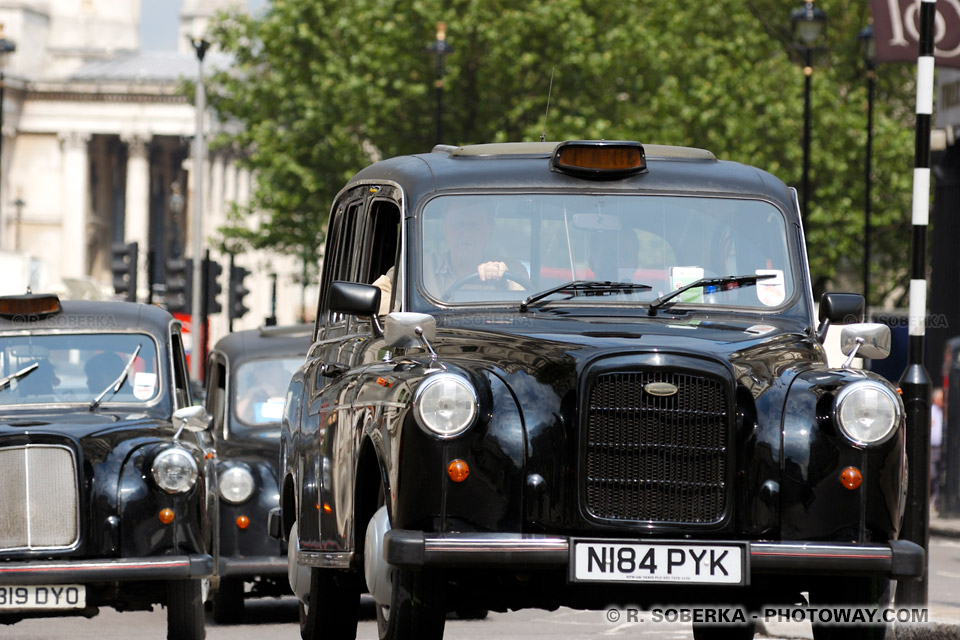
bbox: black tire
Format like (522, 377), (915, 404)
(692, 618), (755, 640)
(810, 577), (891, 640)
(376, 567), (446, 640)
(167, 579), (205, 640)
(299, 567), (359, 640)
(211, 578), (245, 625)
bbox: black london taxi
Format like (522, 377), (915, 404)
(277, 140), (922, 640)
(204, 323), (311, 623)
(0, 294), (216, 640)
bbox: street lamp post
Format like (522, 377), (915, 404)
(428, 22), (452, 146)
(859, 25), (876, 314)
(12, 195), (23, 251)
(0, 25), (16, 249)
(790, 2), (827, 217)
(190, 37), (210, 381)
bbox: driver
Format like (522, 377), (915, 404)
(422, 203), (527, 298)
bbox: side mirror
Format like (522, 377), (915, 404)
(840, 323), (891, 362)
(329, 281), (381, 317)
(817, 292), (865, 342)
(173, 405), (211, 433)
(383, 312), (437, 356)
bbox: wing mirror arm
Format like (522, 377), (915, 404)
(816, 318), (830, 343)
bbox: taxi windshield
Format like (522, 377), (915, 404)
(0, 333), (161, 406)
(419, 194), (796, 310)
(233, 357), (302, 427)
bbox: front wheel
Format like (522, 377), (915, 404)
(376, 567), (446, 640)
(167, 579), (205, 640)
(299, 567), (359, 640)
(211, 577), (244, 624)
(810, 577), (891, 640)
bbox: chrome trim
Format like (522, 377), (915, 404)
(0, 554), (214, 584)
(296, 549), (354, 569)
(791, 187), (818, 331)
(423, 536), (569, 554)
(0, 444), (80, 553)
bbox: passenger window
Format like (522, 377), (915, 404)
(205, 358), (226, 437)
(170, 332), (192, 408)
(364, 199), (401, 315)
(317, 198), (363, 326)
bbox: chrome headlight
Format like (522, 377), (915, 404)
(152, 447), (199, 494)
(834, 380), (903, 447)
(413, 373), (478, 437)
(219, 465), (256, 504)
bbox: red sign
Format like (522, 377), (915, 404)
(870, 0), (960, 68)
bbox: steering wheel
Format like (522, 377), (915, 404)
(442, 269), (535, 299)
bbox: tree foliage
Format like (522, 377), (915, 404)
(207, 0), (919, 302)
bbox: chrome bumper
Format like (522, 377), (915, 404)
(0, 554), (213, 585)
(383, 531), (924, 580)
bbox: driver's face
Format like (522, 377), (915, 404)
(442, 208), (494, 259)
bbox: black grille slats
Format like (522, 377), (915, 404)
(584, 371), (729, 524)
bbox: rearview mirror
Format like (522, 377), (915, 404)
(173, 405), (210, 433)
(840, 323), (891, 361)
(329, 281), (381, 317)
(384, 312), (437, 350)
(817, 292), (865, 343)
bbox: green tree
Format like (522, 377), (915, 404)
(207, 0), (919, 302)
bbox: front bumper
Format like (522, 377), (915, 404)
(219, 555), (287, 578)
(0, 554), (213, 585)
(384, 531), (924, 580)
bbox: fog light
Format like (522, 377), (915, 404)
(159, 508), (175, 524)
(447, 459), (470, 483)
(236, 515), (250, 529)
(840, 466), (862, 490)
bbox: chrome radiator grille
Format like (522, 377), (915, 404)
(584, 371), (729, 524)
(0, 445), (80, 550)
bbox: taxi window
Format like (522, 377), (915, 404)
(0, 333), (161, 406)
(233, 357), (302, 427)
(419, 194), (794, 309)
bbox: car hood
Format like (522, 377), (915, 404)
(0, 410), (173, 465)
(430, 312), (826, 398)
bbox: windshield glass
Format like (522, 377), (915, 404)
(233, 357), (302, 427)
(0, 333), (161, 406)
(419, 194), (795, 309)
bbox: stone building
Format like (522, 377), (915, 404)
(0, 0), (309, 349)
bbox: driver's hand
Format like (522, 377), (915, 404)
(477, 261), (507, 281)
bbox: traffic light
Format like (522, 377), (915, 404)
(111, 242), (138, 302)
(203, 257), (223, 315)
(228, 264), (251, 323)
(165, 258), (193, 314)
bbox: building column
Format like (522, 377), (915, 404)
(59, 131), (91, 279)
(122, 134), (151, 300)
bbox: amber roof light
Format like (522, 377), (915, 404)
(0, 294), (62, 318)
(551, 141), (646, 178)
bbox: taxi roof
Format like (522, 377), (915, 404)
(0, 299), (177, 337)
(348, 140), (795, 215)
(212, 324), (313, 364)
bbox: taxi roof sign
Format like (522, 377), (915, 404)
(0, 293), (62, 318)
(551, 140), (646, 178)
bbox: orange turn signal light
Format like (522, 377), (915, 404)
(840, 466), (863, 490)
(236, 515), (250, 529)
(323, 503), (333, 513)
(158, 508), (175, 524)
(447, 459), (470, 483)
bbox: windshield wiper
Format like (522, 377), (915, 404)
(89, 344), (142, 411)
(647, 273), (776, 316)
(0, 363), (39, 391)
(520, 280), (652, 312)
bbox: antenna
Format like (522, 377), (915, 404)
(540, 67), (555, 143)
